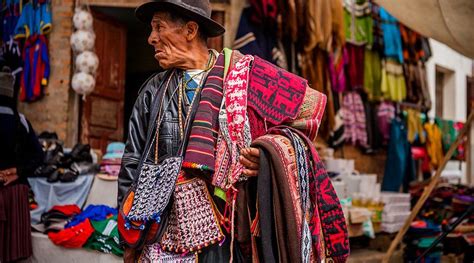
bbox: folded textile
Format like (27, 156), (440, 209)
(84, 215), (123, 257)
(252, 127), (350, 262)
(65, 205), (117, 228)
(248, 56), (307, 125)
(48, 218), (94, 248)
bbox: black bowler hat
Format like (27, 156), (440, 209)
(135, 0), (225, 37)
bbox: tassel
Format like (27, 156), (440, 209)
(229, 186), (238, 263)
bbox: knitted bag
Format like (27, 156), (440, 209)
(118, 71), (179, 249)
(160, 177), (225, 254)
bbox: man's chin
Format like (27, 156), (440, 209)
(157, 60), (171, 69)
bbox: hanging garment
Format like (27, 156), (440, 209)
(399, 24), (432, 63)
(329, 92), (345, 148)
(328, 46), (348, 93)
(364, 99), (383, 152)
(436, 118), (466, 160)
(403, 62), (432, 110)
(14, 1), (52, 39)
(343, 0), (373, 46)
(305, 0), (344, 51)
(407, 109), (426, 144)
(19, 35), (50, 102)
(2, 0), (22, 41)
(381, 59), (406, 102)
(364, 49), (382, 100)
(233, 7), (286, 69)
(301, 48), (327, 92)
(377, 101), (395, 143)
(346, 42), (365, 90)
(342, 91), (368, 147)
(382, 118), (416, 192)
(370, 3), (384, 53)
(424, 122), (444, 169)
(379, 7), (404, 63)
(248, 0), (278, 26)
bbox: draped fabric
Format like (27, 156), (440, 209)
(182, 55), (225, 173)
(251, 127), (350, 262)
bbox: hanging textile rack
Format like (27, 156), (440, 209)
(383, 111), (474, 262)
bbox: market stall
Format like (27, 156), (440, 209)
(231, 0), (473, 261)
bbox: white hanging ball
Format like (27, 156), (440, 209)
(73, 8), (93, 30)
(71, 72), (96, 95)
(70, 30), (96, 53)
(76, 51), (99, 74)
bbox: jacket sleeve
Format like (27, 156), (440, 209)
(117, 73), (162, 206)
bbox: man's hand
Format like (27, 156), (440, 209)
(0, 168), (19, 186)
(239, 147), (260, 177)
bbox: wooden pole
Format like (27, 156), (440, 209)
(382, 112), (474, 263)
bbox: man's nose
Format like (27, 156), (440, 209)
(148, 32), (159, 46)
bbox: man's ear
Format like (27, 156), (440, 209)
(185, 21), (199, 41)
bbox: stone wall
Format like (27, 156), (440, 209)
(18, 0), (76, 146)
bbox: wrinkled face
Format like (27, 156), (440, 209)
(148, 12), (189, 69)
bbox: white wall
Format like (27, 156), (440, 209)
(425, 39), (472, 121)
(425, 39), (473, 184)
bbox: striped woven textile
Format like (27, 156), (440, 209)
(182, 54), (225, 172)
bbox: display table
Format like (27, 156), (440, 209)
(84, 176), (118, 208)
(28, 175), (95, 224)
(20, 232), (122, 263)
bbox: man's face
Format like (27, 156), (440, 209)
(148, 12), (189, 69)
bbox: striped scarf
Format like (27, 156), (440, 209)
(182, 54), (225, 172)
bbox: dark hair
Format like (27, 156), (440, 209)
(166, 11), (209, 43)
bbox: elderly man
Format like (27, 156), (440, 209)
(118, 0), (259, 261)
(119, 0), (349, 262)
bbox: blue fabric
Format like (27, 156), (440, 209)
(379, 8), (404, 63)
(65, 205), (117, 228)
(2, 12), (20, 41)
(14, 2), (34, 38)
(38, 2), (52, 35)
(234, 7), (278, 65)
(28, 174), (94, 224)
(14, 2), (52, 39)
(184, 72), (199, 102)
(382, 118), (415, 192)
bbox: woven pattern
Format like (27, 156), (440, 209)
(285, 87), (327, 141)
(182, 55), (225, 172)
(248, 56), (307, 125)
(127, 157), (182, 222)
(161, 178), (224, 253)
(139, 242), (196, 263)
(291, 132), (312, 263)
(213, 55), (254, 190)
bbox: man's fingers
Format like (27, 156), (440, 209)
(241, 148), (260, 163)
(242, 169), (258, 177)
(239, 155), (259, 170)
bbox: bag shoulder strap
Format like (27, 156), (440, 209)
(134, 70), (175, 182)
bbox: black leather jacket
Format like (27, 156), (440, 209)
(117, 70), (184, 205)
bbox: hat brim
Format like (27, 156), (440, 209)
(135, 1), (225, 37)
